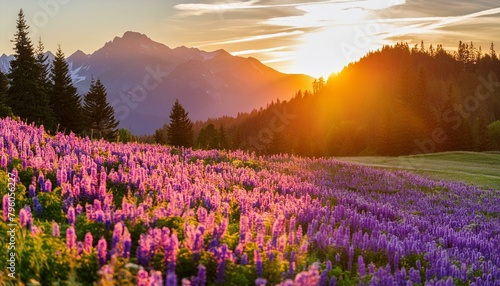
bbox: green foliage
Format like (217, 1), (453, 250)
(75, 215), (109, 245)
(225, 261), (257, 286)
(76, 252), (100, 285)
(488, 120), (500, 150)
(117, 128), (137, 143)
(36, 188), (65, 222)
(167, 99), (194, 148)
(176, 249), (217, 283)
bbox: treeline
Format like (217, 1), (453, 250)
(176, 40), (500, 156)
(0, 10), (121, 141)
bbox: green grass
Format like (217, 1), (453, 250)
(337, 151), (500, 190)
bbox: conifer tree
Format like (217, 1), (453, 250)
(0, 71), (12, 117)
(7, 10), (54, 129)
(167, 99), (194, 147)
(82, 78), (119, 140)
(50, 46), (84, 134)
(218, 125), (229, 149)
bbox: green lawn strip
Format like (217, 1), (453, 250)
(337, 152), (500, 190)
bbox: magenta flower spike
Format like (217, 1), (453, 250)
(97, 236), (107, 266)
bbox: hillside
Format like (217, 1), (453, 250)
(1, 117), (500, 284)
(190, 42), (500, 157)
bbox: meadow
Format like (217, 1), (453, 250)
(337, 152), (500, 191)
(1, 117), (499, 285)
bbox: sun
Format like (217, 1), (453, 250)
(287, 6), (383, 78)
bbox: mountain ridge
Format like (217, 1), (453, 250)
(0, 31), (313, 134)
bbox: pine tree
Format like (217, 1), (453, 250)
(7, 10), (54, 129)
(35, 38), (51, 101)
(49, 46), (84, 134)
(82, 78), (119, 140)
(154, 128), (166, 144)
(0, 71), (12, 117)
(218, 125), (229, 149)
(167, 99), (194, 148)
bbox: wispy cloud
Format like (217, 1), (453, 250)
(231, 46), (290, 56)
(174, 0), (262, 16)
(196, 30), (304, 47)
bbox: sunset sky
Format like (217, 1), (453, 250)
(1, 0), (500, 77)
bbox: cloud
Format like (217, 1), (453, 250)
(196, 30), (304, 47)
(231, 46), (290, 56)
(174, 0), (262, 16)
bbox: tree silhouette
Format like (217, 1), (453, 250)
(82, 78), (119, 140)
(7, 10), (54, 129)
(49, 46), (84, 134)
(0, 71), (11, 117)
(167, 99), (194, 148)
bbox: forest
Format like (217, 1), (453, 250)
(156, 41), (500, 156)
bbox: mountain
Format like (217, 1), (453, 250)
(1, 32), (313, 134)
(1, 31), (313, 134)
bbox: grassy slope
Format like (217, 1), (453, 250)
(337, 151), (500, 190)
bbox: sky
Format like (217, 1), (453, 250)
(1, 0), (500, 78)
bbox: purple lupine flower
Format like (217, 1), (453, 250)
(137, 234), (152, 266)
(241, 253), (248, 266)
(75, 204), (83, 215)
(44, 179), (52, 192)
(255, 249), (263, 277)
(77, 241), (84, 256)
(2, 194), (9, 222)
(66, 225), (76, 249)
(29, 184), (36, 197)
(68, 206), (76, 225)
(320, 270), (328, 286)
(38, 171), (44, 190)
(255, 278), (267, 286)
(19, 208), (29, 228)
(52, 221), (60, 237)
(329, 275), (336, 286)
(358, 255), (366, 278)
(137, 269), (149, 286)
(32, 196), (43, 215)
(111, 222), (123, 250)
(84, 232), (93, 253)
(194, 264), (207, 286)
(97, 236), (107, 265)
(123, 227), (132, 259)
(166, 270), (177, 286)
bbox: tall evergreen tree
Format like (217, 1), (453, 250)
(82, 78), (119, 140)
(0, 71), (12, 117)
(35, 38), (51, 101)
(7, 10), (54, 129)
(218, 125), (229, 149)
(167, 99), (194, 148)
(50, 46), (84, 134)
